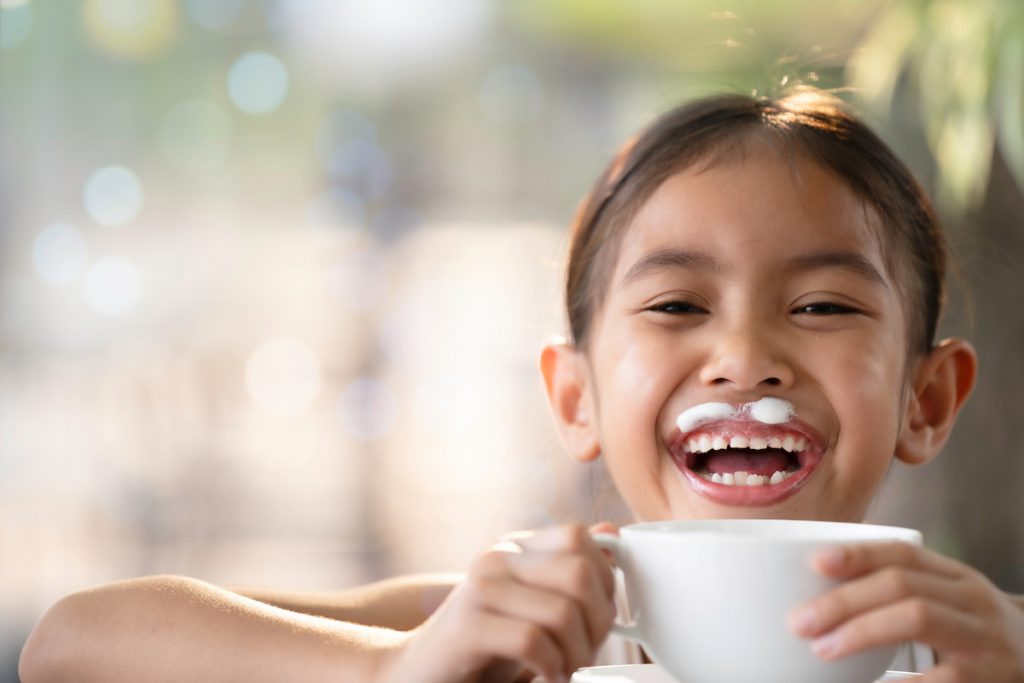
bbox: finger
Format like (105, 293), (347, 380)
(811, 542), (967, 581)
(466, 610), (567, 683)
(470, 575), (594, 674)
(513, 524), (617, 598)
(477, 532), (615, 611)
(588, 521), (619, 536)
(508, 551), (617, 649)
(789, 567), (977, 637)
(809, 597), (987, 662)
(489, 524), (617, 648)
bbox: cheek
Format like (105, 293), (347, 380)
(820, 312), (908, 401)
(591, 327), (678, 464)
(822, 332), (907, 475)
(597, 324), (680, 423)
(611, 341), (664, 399)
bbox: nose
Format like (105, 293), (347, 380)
(698, 321), (795, 390)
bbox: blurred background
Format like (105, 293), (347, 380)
(1, 0), (1022, 678)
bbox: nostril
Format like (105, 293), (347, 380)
(709, 376), (784, 387)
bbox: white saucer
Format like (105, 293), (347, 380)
(570, 664), (921, 682)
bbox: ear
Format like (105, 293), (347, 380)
(895, 337), (977, 466)
(540, 342), (601, 463)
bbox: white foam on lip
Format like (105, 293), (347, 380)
(674, 402), (736, 433)
(747, 397), (794, 424)
(675, 397), (796, 433)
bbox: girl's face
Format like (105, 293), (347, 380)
(580, 147), (916, 522)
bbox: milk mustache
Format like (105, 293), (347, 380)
(675, 397), (795, 433)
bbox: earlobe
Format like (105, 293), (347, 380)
(540, 342), (601, 463)
(895, 337), (978, 466)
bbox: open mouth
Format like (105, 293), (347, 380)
(669, 420), (824, 505)
(686, 431), (807, 485)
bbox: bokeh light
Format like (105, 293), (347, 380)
(478, 63), (545, 126)
(338, 377), (397, 440)
(279, 0), (492, 89)
(82, 0), (178, 59)
(369, 206), (420, 241)
(228, 51), (290, 115)
(330, 138), (377, 178)
(83, 165), (144, 227)
(85, 256), (142, 316)
(0, 2), (32, 50)
(184, 0), (243, 31)
(158, 98), (233, 173)
(348, 146), (392, 200)
(314, 110), (378, 173)
(245, 338), (322, 415)
(32, 224), (89, 286)
(314, 115), (393, 200)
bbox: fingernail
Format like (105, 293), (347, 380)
(788, 606), (817, 636)
(812, 632), (840, 660)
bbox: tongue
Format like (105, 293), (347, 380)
(704, 450), (791, 475)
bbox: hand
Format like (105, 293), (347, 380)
(378, 523), (618, 683)
(787, 542), (1024, 682)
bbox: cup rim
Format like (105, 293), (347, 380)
(617, 518), (922, 544)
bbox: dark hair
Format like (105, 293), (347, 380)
(565, 88), (946, 354)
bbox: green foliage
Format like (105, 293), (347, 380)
(849, 0), (1024, 212)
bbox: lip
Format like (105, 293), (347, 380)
(667, 417), (826, 507)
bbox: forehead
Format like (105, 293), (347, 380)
(610, 150), (890, 286)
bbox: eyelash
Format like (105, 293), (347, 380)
(645, 301), (861, 316)
(791, 302), (861, 316)
(646, 301), (708, 315)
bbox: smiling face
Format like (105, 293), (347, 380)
(577, 145), (916, 522)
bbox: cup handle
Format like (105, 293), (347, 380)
(591, 533), (643, 643)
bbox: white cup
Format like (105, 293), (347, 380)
(594, 519), (923, 683)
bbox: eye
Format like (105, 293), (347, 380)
(646, 300), (708, 315)
(792, 301), (860, 315)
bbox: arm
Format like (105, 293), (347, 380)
(233, 573), (461, 630)
(21, 525), (617, 683)
(19, 575), (407, 683)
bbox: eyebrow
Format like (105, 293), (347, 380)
(620, 248), (719, 285)
(782, 250), (889, 288)
(620, 247), (889, 288)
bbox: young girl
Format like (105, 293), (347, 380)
(19, 88), (1024, 683)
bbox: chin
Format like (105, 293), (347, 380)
(669, 491), (840, 522)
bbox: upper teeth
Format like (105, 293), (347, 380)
(685, 434), (807, 454)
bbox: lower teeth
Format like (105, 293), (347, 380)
(698, 470), (794, 486)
